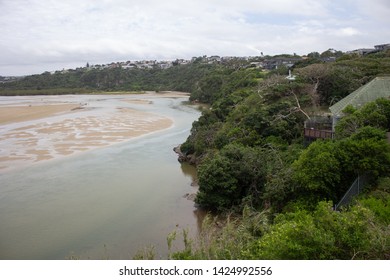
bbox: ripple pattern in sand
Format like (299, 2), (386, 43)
(0, 107), (172, 171)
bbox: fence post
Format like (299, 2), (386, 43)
(357, 175), (360, 194)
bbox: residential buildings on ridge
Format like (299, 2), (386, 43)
(1, 43), (389, 81)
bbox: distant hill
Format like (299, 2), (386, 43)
(0, 61), (223, 95)
(1, 50), (390, 98)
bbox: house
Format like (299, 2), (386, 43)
(346, 44), (390, 56)
(329, 76), (390, 129)
(374, 44), (390, 52)
(347, 48), (376, 56)
(249, 61), (263, 68)
(209, 56), (221, 62)
(320, 57), (337, 63)
(122, 64), (136, 69)
(304, 76), (390, 142)
(159, 62), (173, 69)
(262, 57), (303, 70)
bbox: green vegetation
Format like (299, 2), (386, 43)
(0, 87), (96, 96)
(172, 51), (390, 260)
(0, 63), (223, 95)
(166, 199), (389, 260)
(2, 50), (390, 259)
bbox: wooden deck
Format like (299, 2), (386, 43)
(304, 128), (334, 140)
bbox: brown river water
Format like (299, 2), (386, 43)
(0, 93), (204, 259)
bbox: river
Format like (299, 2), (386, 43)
(0, 93), (203, 259)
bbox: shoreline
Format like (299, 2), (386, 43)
(0, 89), (191, 97)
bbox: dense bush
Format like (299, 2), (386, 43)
(292, 126), (390, 203)
(169, 199), (389, 260)
(196, 144), (267, 210)
(245, 201), (388, 260)
(335, 98), (390, 138)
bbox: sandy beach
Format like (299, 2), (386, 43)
(0, 93), (179, 172)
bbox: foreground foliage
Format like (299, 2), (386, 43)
(168, 195), (390, 260)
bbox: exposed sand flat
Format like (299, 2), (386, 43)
(0, 95), (177, 172)
(122, 92), (189, 105)
(146, 91), (190, 98)
(122, 99), (154, 105)
(0, 104), (79, 125)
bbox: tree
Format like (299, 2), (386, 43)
(296, 63), (363, 105)
(307, 52), (320, 58)
(337, 127), (390, 179)
(296, 63), (330, 105)
(196, 144), (267, 210)
(320, 48), (342, 58)
(196, 153), (240, 210)
(292, 140), (341, 202)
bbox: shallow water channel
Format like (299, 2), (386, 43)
(0, 94), (203, 259)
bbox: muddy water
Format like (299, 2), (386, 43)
(0, 94), (203, 259)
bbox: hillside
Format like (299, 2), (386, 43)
(170, 51), (390, 260)
(2, 51), (390, 259)
(0, 56), (255, 95)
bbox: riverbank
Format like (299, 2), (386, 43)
(0, 94), (203, 260)
(0, 94), (179, 172)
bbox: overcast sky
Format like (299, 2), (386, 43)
(1, 0), (389, 76)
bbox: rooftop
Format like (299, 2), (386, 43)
(329, 76), (390, 116)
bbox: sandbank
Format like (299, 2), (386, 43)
(0, 104), (80, 125)
(0, 96), (176, 172)
(145, 91), (190, 98)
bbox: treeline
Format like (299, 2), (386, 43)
(164, 51), (390, 260)
(0, 62), (226, 95)
(0, 88), (96, 96)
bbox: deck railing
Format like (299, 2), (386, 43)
(304, 128), (334, 140)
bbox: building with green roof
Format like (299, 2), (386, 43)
(304, 76), (390, 142)
(329, 76), (390, 117)
(329, 76), (390, 130)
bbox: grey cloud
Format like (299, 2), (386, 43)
(0, 0), (389, 76)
